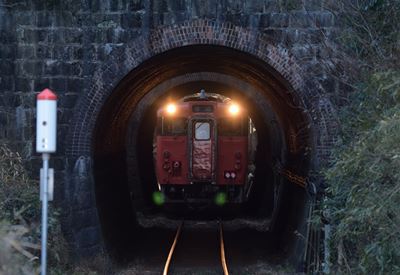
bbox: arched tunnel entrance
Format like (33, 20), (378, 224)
(91, 45), (314, 269)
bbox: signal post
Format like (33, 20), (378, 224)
(36, 89), (57, 275)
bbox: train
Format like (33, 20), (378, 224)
(155, 90), (254, 204)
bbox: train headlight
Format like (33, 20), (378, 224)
(228, 104), (240, 115)
(225, 172), (231, 179)
(230, 172), (236, 179)
(166, 103), (176, 114)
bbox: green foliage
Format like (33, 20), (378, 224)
(337, 0), (400, 70)
(320, 0), (400, 273)
(280, 0), (303, 11)
(0, 144), (69, 274)
(340, 71), (400, 141)
(0, 145), (39, 274)
(324, 72), (400, 274)
(0, 147), (40, 224)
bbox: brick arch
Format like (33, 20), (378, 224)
(67, 18), (334, 160)
(63, 19), (337, 258)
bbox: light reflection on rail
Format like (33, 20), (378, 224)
(162, 221), (230, 275)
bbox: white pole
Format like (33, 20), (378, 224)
(41, 153), (50, 275)
(36, 88), (57, 275)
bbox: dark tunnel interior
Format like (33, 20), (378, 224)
(128, 82), (279, 218)
(92, 45), (314, 268)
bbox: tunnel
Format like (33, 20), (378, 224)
(88, 44), (315, 271)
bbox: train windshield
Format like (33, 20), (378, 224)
(194, 122), (211, 140)
(218, 117), (247, 136)
(161, 117), (187, 135)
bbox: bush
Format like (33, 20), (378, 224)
(0, 144), (69, 274)
(0, 144), (39, 273)
(0, 145), (40, 223)
(319, 0), (400, 273)
(323, 71), (400, 274)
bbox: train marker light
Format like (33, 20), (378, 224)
(215, 192), (227, 206)
(166, 103), (176, 114)
(153, 191), (165, 205)
(228, 103), (240, 115)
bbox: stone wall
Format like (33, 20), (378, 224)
(0, 0), (340, 163)
(0, 0), (342, 258)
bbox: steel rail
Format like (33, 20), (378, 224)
(219, 223), (229, 275)
(163, 221), (183, 275)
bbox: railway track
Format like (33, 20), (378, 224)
(163, 221), (230, 275)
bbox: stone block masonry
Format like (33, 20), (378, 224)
(0, 0), (342, 259)
(0, 0), (341, 156)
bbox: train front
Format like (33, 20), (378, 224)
(155, 92), (249, 205)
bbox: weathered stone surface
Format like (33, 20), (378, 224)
(0, 0), (342, 260)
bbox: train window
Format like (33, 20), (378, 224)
(194, 122), (210, 140)
(192, 105), (214, 113)
(161, 117), (187, 135)
(218, 118), (245, 136)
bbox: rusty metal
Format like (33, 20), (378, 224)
(275, 164), (307, 188)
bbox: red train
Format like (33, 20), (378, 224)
(155, 91), (251, 204)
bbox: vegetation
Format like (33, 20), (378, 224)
(1, 1), (399, 274)
(321, 0), (400, 273)
(0, 144), (69, 274)
(0, 144), (40, 274)
(324, 72), (400, 274)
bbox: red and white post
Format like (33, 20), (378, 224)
(36, 89), (57, 275)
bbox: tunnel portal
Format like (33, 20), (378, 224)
(63, 20), (337, 271)
(91, 45), (313, 263)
